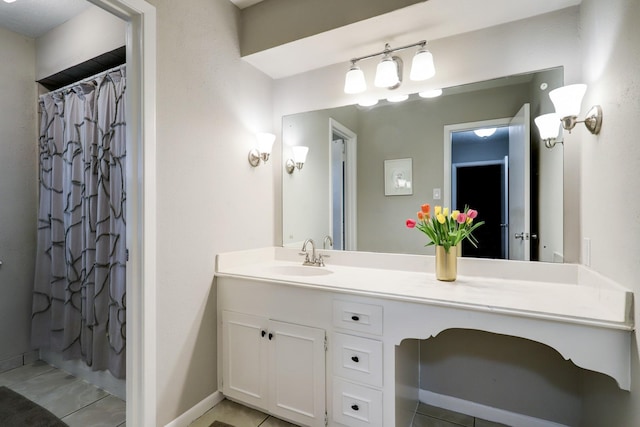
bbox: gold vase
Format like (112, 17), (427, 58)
(435, 245), (457, 281)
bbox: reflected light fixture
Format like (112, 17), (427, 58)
(474, 128), (497, 138)
(548, 84), (602, 134)
(387, 94), (409, 103)
(3, 0), (17, 3)
(343, 40), (435, 94)
(534, 113), (562, 148)
(286, 146), (309, 174)
(248, 132), (275, 167)
(419, 88), (442, 98)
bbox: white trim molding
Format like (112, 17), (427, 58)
(164, 391), (225, 427)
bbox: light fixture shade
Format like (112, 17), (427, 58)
(358, 98), (379, 107)
(549, 84), (587, 118)
(256, 132), (275, 154)
(410, 48), (435, 81)
(344, 65), (366, 94)
(534, 113), (561, 140)
(292, 146), (309, 164)
(374, 55), (399, 88)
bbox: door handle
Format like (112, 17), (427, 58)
(514, 232), (525, 240)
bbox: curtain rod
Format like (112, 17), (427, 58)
(39, 64), (126, 99)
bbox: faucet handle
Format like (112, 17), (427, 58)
(298, 252), (310, 262)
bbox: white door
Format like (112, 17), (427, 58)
(331, 138), (345, 250)
(508, 103), (531, 261)
(222, 311), (269, 409)
(268, 320), (326, 427)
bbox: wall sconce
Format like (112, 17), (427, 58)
(548, 84), (603, 134)
(248, 132), (275, 167)
(343, 41), (435, 94)
(285, 146), (309, 174)
(534, 113), (562, 148)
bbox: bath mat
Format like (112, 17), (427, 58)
(0, 386), (68, 427)
(209, 421), (235, 427)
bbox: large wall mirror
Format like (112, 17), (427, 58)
(282, 67), (564, 262)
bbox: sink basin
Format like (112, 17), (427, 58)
(268, 265), (334, 277)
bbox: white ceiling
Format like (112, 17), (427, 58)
(0, 0), (90, 38)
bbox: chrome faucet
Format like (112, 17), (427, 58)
(300, 239), (327, 266)
(323, 235), (333, 249)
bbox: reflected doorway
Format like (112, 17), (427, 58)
(329, 119), (357, 251)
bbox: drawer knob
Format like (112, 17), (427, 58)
(351, 356), (359, 363)
(351, 404), (359, 411)
(261, 330), (266, 338)
(351, 315), (360, 321)
(268, 332), (274, 340)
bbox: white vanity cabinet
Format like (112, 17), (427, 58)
(222, 310), (327, 427)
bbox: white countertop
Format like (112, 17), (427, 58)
(215, 247), (634, 331)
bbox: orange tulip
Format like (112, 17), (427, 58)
(421, 204), (430, 214)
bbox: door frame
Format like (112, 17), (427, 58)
(88, 1), (157, 425)
(443, 118), (511, 209)
(329, 119), (357, 250)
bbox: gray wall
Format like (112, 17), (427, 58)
(0, 26), (37, 370)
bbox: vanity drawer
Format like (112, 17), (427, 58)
(332, 377), (382, 427)
(333, 333), (383, 387)
(333, 300), (383, 335)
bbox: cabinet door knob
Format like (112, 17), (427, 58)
(351, 315), (360, 321)
(351, 404), (359, 411)
(261, 330), (266, 338)
(351, 356), (359, 363)
(268, 332), (273, 340)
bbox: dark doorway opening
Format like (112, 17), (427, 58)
(456, 164), (504, 258)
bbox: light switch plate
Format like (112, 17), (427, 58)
(433, 188), (441, 200)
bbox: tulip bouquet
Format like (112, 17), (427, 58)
(406, 204), (484, 253)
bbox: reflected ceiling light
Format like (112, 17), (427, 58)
(286, 146), (309, 174)
(474, 128), (497, 138)
(548, 84), (602, 134)
(343, 40), (435, 94)
(248, 132), (275, 167)
(344, 62), (366, 94)
(419, 88), (443, 98)
(358, 98), (379, 107)
(3, 0), (17, 3)
(534, 113), (562, 148)
(387, 94), (409, 103)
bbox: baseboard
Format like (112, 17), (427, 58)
(419, 389), (569, 427)
(164, 390), (225, 427)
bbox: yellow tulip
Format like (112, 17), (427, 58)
(443, 207), (449, 216)
(466, 217), (473, 224)
(451, 210), (460, 220)
(435, 206), (442, 215)
(437, 213), (446, 224)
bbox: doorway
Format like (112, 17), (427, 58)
(329, 119), (357, 251)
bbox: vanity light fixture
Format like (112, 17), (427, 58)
(534, 113), (562, 148)
(387, 93), (409, 103)
(248, 132), (275, 167)
(286, 146), (309, 174)
(548, 84), (603, 134)
(343, 40), (435, 94)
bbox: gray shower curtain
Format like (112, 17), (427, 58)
(31, 67), (127, 379)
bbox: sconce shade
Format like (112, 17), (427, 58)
(534, 113), (561, 140)
(549, 84), (587, 118)
(410, 48), (435, 81)
(256, 132), (275, 154)
(387, 94), (409, 103)
(344, 65), (366, 94)
(292, 146), (309, 164)
(374, 55), (400, 88)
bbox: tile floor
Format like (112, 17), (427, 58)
(190, 399), (510, 427)
(0, 360), (126, 427)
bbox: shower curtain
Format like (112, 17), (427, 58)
(31, 67), (127, 379)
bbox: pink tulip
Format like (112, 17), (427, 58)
(406, 219), (416, 228)
(457, 213), (467, 224)
(467, 209), (478, 219)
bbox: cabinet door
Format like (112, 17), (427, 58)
(222, 311), (269, 409)
(268, 320), (326, 427)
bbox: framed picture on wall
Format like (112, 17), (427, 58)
(384, 158), (413, 196)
